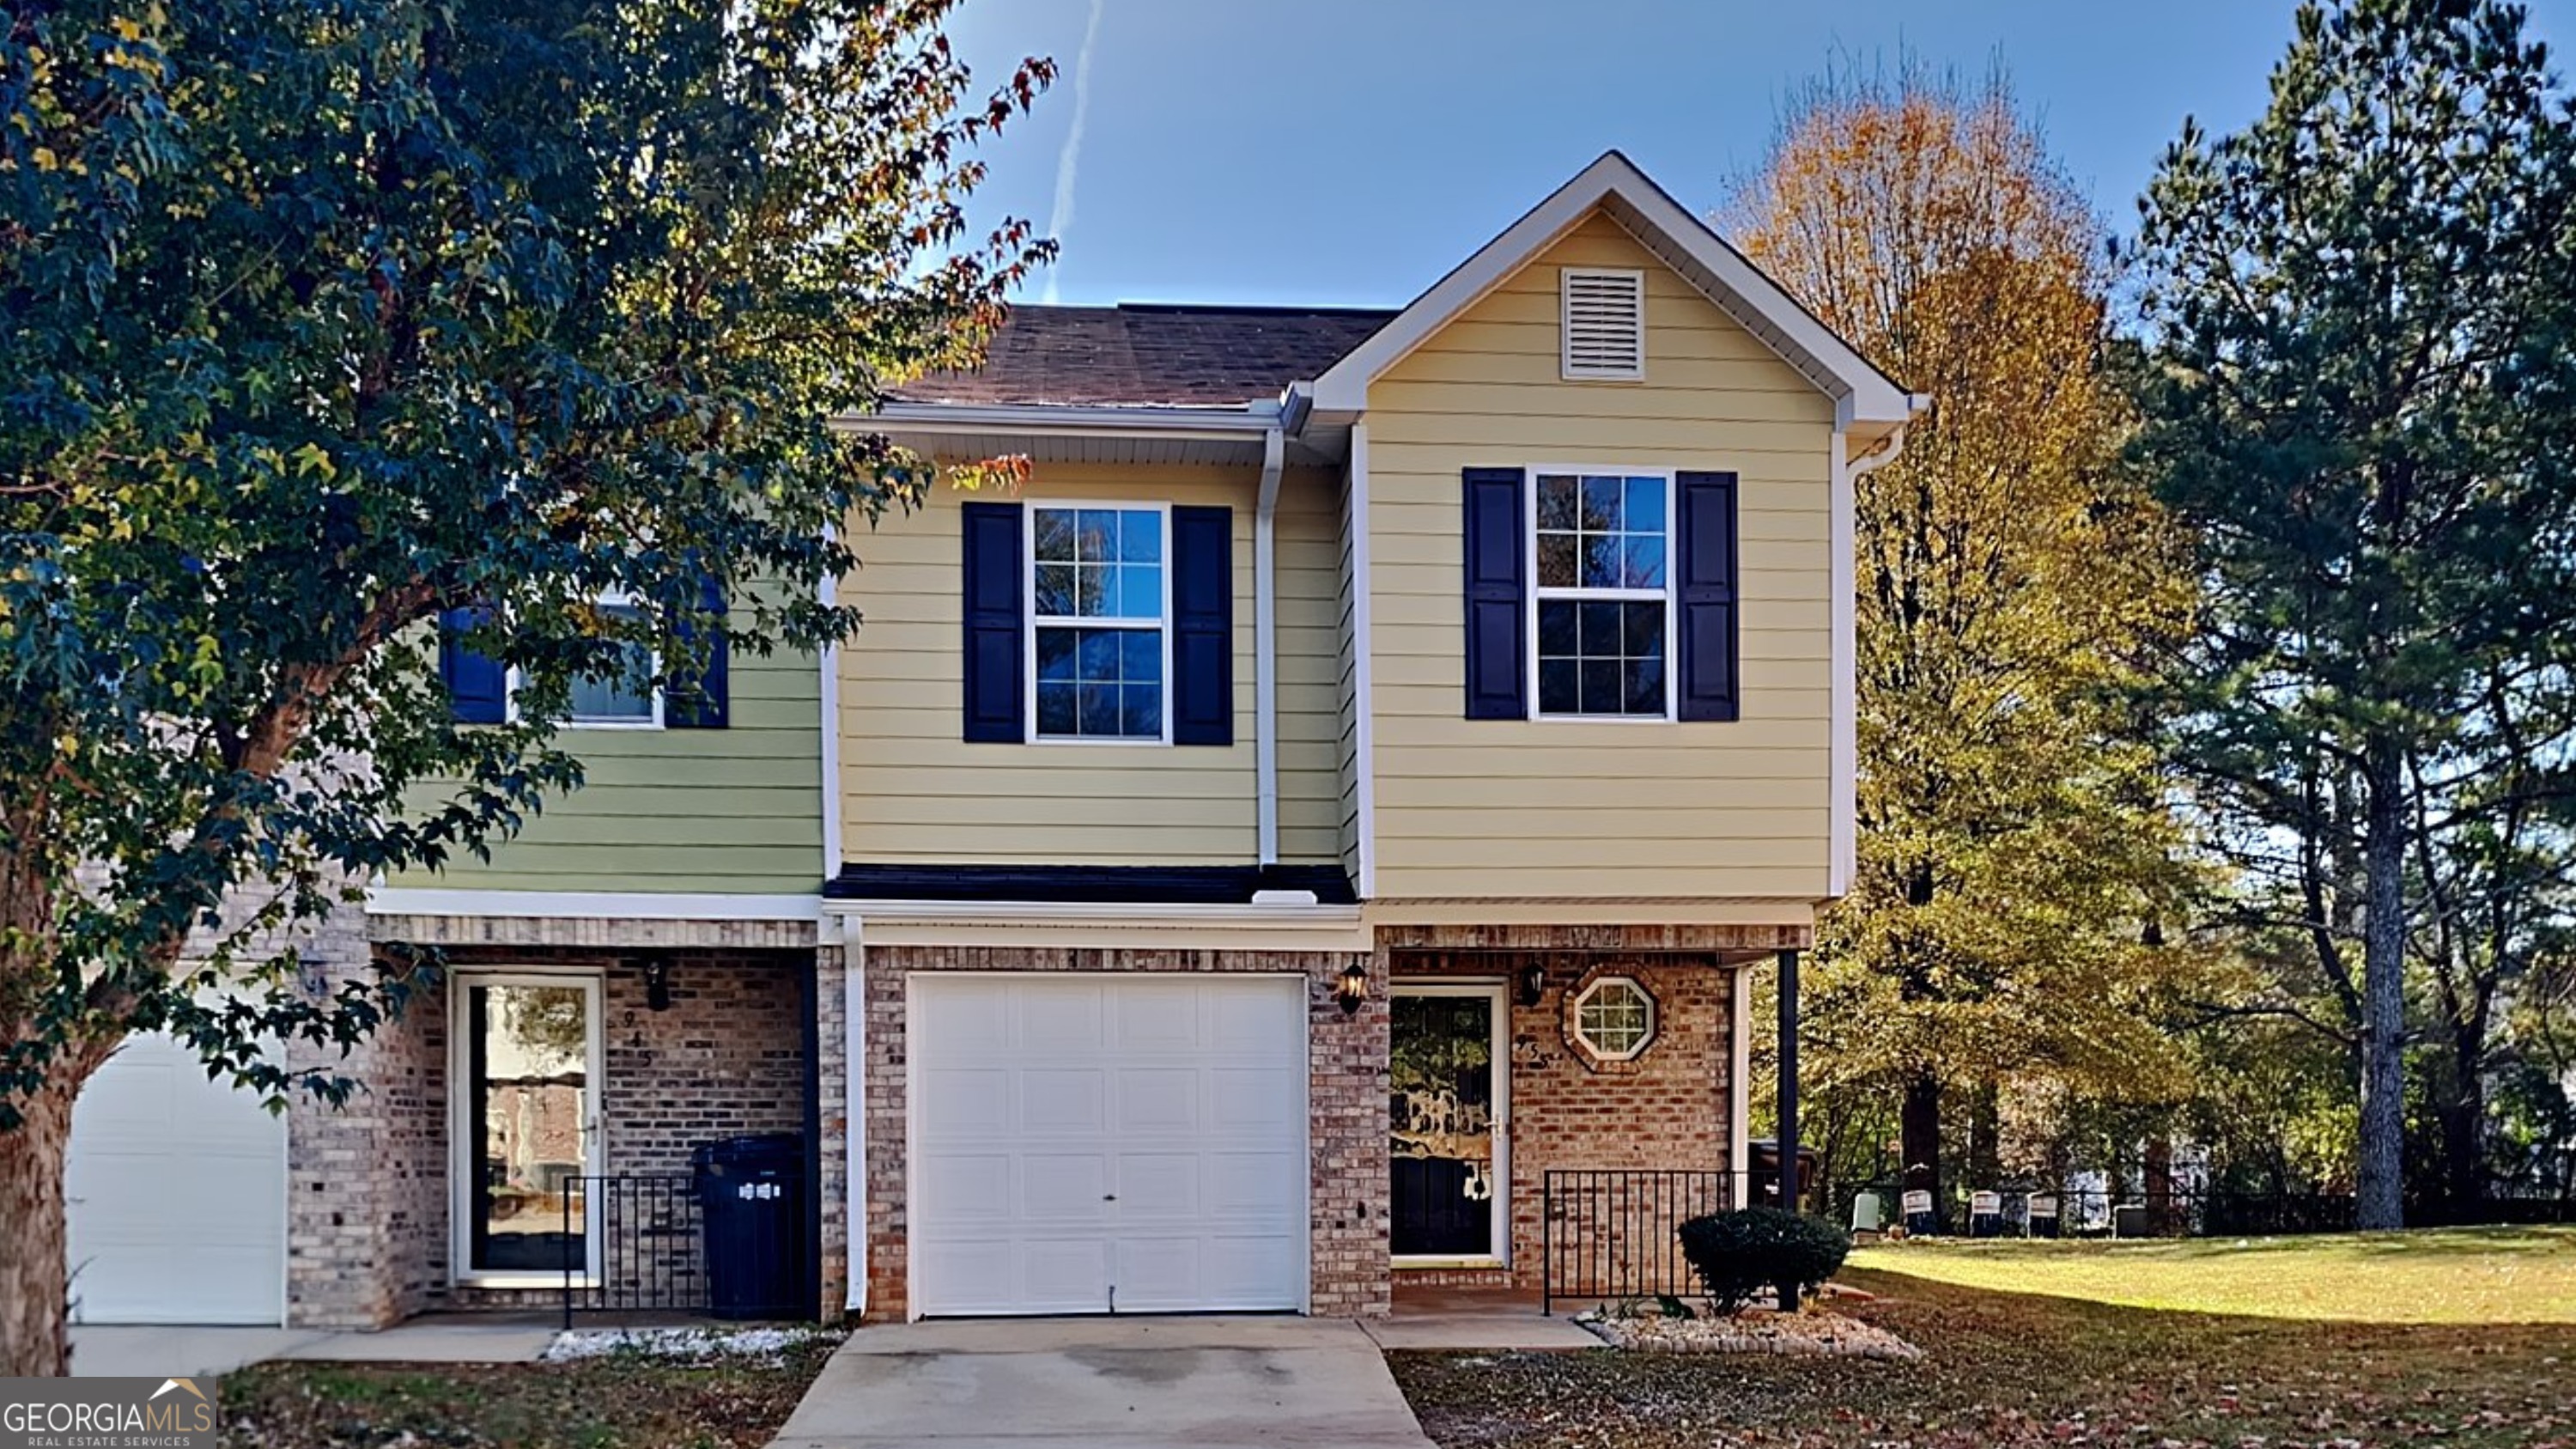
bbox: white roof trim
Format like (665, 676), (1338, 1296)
(858, 399), (1282, 442)
(1309, 150), (1916, 425)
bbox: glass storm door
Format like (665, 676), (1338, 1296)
(1390, 987), (1506, 1259)
(458, 976), (601, 1279)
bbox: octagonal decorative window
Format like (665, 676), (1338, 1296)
(1572, 977), (1656, 1061)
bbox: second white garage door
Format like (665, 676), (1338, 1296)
(909, 974), (1309, 1317)
(67, 1029), (286, 1324)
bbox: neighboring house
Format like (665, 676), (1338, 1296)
(64, 150), (1916, 1330)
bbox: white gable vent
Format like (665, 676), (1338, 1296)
(1560, 267), (1645, 380)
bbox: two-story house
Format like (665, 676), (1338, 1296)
(63, 151), (1914, 1330)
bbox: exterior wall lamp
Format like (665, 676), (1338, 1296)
(1334, 961), (1370, 1016)
(1516, 964), (1546, 1009)
(641, 958), (673, 1013)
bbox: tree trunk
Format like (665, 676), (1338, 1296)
(2144, 1134), (2175, 1236)
(1965, 1081), (2002, 1187)
(0, 1081), (76, 1377)
(2357, 752), (2409, 1231)
(2439, 1043), (2486, 1224)
(1901, 1070), (1944, 1232)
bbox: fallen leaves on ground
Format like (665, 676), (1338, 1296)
(217, 1340), (836, 1449)
(1388, 1267), (2576, 1449)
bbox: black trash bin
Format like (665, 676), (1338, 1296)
(693, 1133), (806, 1320)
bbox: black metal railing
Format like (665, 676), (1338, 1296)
(561, 1174), (706, 1328)
(1540, 1169), (1747, 1314)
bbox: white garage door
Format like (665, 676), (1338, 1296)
(909, 974), (1309, 1317)
(67, 1030), (286, 1324)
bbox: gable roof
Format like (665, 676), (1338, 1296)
(1309, 150), (1919, 431)
(892, 304), (1395, 409)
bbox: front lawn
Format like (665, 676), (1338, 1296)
(1850, 1224), (2576, 1324)
(1390, 1229), (2576, 1448)
(218, 1339), (836, 1449)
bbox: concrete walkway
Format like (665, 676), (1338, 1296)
(70, 1326), (330, 1379)
(769, 1317), (1437, 1449)
(70, 1315), (556, 1378)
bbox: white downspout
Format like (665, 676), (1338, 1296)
(1827, 412), (1917, 898)
(1255, 424), (1285, 865)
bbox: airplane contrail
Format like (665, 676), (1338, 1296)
(1042, 0), (1107, 306)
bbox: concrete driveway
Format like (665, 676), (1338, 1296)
(769, 1317), (1437, 1449)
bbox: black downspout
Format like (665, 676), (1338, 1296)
(799, 951), (824, 1324)
(1777, 947), (1801, 1312)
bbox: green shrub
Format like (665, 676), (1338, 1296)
(1675, 1207), (1852, 1313)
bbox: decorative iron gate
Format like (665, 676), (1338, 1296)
(1540, 1169), (1741, 1314)
(560, 1174), (706, 1328)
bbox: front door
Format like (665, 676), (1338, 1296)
(1390, 985), (1508, 1261)
(452, 972), (603, 1283)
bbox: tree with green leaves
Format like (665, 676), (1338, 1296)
(2126, 0), (2576, 1229)
(1723, 61), (2203, 1228)
(0, 0), (1050, 1373)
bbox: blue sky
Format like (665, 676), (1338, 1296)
(944, 0), (2572, 309)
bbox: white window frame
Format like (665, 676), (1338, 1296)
(1024, 499), (1176, 747)
(507, 589), (665, 731)
(1572, 975), (1657, 1062)
(1525, 466), (1678, 723)
(447, 967), (606, 1288)
(1388, 980), (1513, 1269)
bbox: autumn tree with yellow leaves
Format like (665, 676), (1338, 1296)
(1723, 64), (2206, 1223)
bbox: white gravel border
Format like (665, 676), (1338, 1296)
(1578, 1306), (1923, 1361)
(541, 1324), (842, 1363)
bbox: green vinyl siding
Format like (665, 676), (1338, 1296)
(390, 607), (824, 897)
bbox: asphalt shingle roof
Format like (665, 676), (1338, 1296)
(891, 303), (1397, 408)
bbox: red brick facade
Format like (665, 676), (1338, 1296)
(1393, 947), (1741, 1293)
(289, 944), (813, 1326)
(295, 924), (1757, 1327)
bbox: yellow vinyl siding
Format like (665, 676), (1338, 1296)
(1275, 467), (1344, 861)
(837, 461), (1342, 868)
(1364, 210), (1838, 901)
(391, 594), (824, 894)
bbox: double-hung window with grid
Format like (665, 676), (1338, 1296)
(1030, 505), (1169, 741)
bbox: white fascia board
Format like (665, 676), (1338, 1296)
(367, 888), (823, 922)
(1309, 150), (1913, 424)
(854, 400), (1281, 442)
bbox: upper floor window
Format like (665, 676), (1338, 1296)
(1534, 473), (1668, 719)
(1030, 505), (1168, 741)
(1461, 466), (1736, 724)
(568, 596), (659, 727)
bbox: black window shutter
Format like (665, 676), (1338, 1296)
(439, 606), (507, 724)
(1170, 504), (1233, 746)
(1461, 467), (1528, 719)
(668, 575), (730, 729)
(1675, 470), (1741, 722)
(960, 501), (1025, 742)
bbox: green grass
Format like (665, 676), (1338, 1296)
(1391, 1229), (2576, 1448)
(1850, 1225), (2576, 1324)
(219, 1341), (837, 1449)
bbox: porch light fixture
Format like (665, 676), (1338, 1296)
(1334, 961), (1370, 1016)
(641, 958), (673, 1013)
(1516, 964), (1546, 1009)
